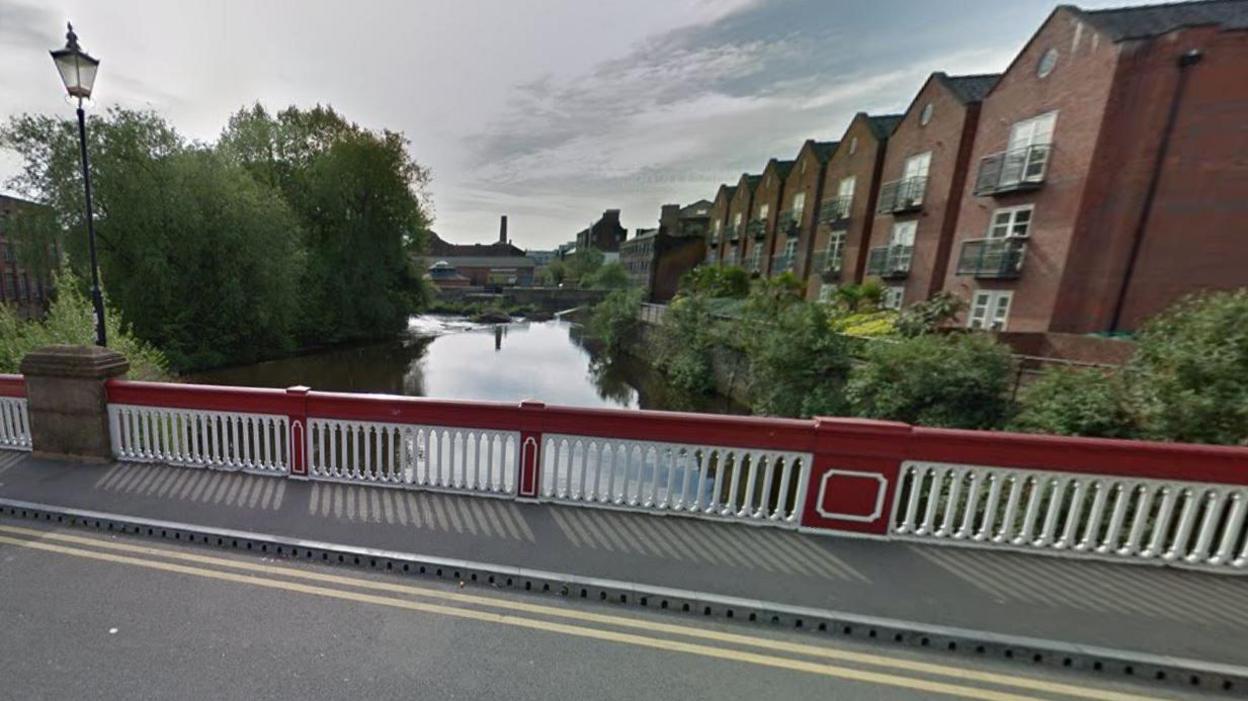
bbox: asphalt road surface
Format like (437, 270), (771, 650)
(0, 518), (1216, 700)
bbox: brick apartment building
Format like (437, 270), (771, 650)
(0, 194), (55, 318)
(723, 174), (761, 269)
(742, 159), (793, 276)
(575, 209), (628, 254)
(944, 1), (1248, 333)
(705, 184), (736, 265)
(862, 74), (997, 310)
(772, 139), (837, 282)
(805, 113), (901, 300)
(621, 201), (710, 301)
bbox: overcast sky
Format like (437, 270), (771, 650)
(2, 0), (1138, 248)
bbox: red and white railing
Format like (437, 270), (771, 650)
(87, 379), (1248, 571)
(0, 375), (32, 451)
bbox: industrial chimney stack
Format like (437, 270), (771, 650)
(499, 215), (508, 244)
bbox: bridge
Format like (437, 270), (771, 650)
(1, 345), (1246, 698)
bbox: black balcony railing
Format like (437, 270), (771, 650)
(973, 144), (1051, 196)
(747, 219), (766, 239)
(809, 251), (843, 281)
(865, 245), (913, 278)
(771, 253), (795, 274)
(777, 210), (801, 237)
(875, 176), (927, 214)
(956, 237), (1027, 278)
(818, 197), (852, 225)
(725, 224), (740, 241)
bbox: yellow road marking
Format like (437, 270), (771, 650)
(0, 524), (1169, 701)
(1, 532), (1056, 701)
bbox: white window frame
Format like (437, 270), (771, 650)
(783, 238), (798, 258)
(968, 290), (1013, 331)
(1009, 112), (1057, 151)
(987, 205), (1034, 239)
(903, 152), (931, 180)
(713, 219), (722, 235)
(838, 176), (855, 208)
(889, 220), (917, 247)
(758, 203), (770, 220)
(732, 212), (743, 227)
(826, 230), (847, 267)
(792, 191), (806, 217)
(883, 285), (905, 310)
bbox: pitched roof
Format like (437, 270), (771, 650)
(810, 140), (839, 163)
(1074, 0), (1248, 41)
(680, 200), (713, 218)
(739, 173), (763, 191)
(428, 255), (535, 269)
(770, 159), (796, 180)
(940, 73), (1001, 104)
(717, 184), (738, 203)
(426, 232), (526, 258)
(867, 114), (904, 139)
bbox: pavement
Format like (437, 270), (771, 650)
(0, 451), (1246, 679)
(0, 516), (1217, 701)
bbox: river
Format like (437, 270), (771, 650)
(186, 314), (744, 414)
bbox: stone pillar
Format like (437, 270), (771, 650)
(20, 345), (129, 462)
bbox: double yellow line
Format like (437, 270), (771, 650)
(0, 523), (1164, 701)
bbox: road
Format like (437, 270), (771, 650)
(0, 517), (1211, 700)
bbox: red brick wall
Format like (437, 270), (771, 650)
(725, 175), (756, 267)
(807, 115), (887, 299)
(944, 8), (1120, 332)
(707, 185), (734, 263)
(745, 162), (785, 276)
(777, 142), (827, 281)
(1094, 28), (1248, 331)
(865, 78), (977, 305)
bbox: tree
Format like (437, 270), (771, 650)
(583, 261), (631, 290)
(655, 293), (717, 394)
(563, 248), (604, 286)
(848, 334), (1013, 429)
(895, 292), (963, 337)
(1126, 290), (1248, 445)
(680, 265), (750, 298)
(588, 288), (643, 357)
(1010, 366), (1139, 438)
(748, 302), (852, 418)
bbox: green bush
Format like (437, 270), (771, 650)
(895, 292), (963, 337)
(748, 303), (852, 418)
(681, 265), (750, 298)
(0, 270), (169, 380)
(848, 334), (1013, 429)
(588, 288), (643, 357)
(1126, 290), (1248, 445)
(583, 261), (632, 290)
(1010, 367), (1139, 438)
(655, 294), (717, 394)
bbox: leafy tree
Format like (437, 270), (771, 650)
(655, 293), (717, 394)
(747, 302), (852, 418)
(835, 281), (885, 312)
(1126, 290), (1248, 445)
(0, 269), (168, 379)
(895, 292), (963, 337)
(848, 334), (1013, 429)
(680, 265), (750, 298)
(583, 261), (631, 290)
(588, 288), (643, 357)
(562, 248), (604, 286)
(1010, 367), (1139, 439)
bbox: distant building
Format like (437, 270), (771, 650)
(0, 194), (56, 318)
(423, 216), (535, 288)
(425, 260), (472, 289)
(620, 201), (709, 302)
(574, 209), (628, 253)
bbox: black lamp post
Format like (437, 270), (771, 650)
(50, 22), (106, 347)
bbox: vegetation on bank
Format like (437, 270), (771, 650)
(1, 104), (432, 372)
(586, 265), (1248, 446)
(0, 270), (168, 379)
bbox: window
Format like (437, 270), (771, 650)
(1037, 48), (1058, 78)
(968, 290), (1013, 330)
(748, 246), (763, 272)
(904, 152), (931, 180)
(919, 103), (934, 126)
(758, 203), (769, 220)
(732, 212), (742, 227)
(889, 220), (916, 247)
(883, 285), (905, 310)
(1008, 112), (1056, 151)
(838, 176), (855, 207)
(849, 136), (858, 155)
(800, 159), (807, 174)
(713, 219), (722, 235)
(988, 205), (1034, 239)
(1004, 112), (1057, 184)
(826, 230), (846, 266)
(783, 238), (798, 258)
(791, 191), (805, 217)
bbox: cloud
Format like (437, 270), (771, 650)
(457, 0), (1037, 243)
(0, 1), (56, 50)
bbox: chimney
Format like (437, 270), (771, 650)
(499, 215), (508, 244)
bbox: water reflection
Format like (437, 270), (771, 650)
(187, 315), (745, 414)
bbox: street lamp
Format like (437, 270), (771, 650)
(50, 22), (106, 346)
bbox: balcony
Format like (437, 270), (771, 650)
(818, 197), (852, 226)
(809, 252), (843, 282)
(747, 219), (766, 240)
(973, 144), (1051, 196)
(771, 253), (795, 274)
(875, 176), (927, 214)
(777, 210), (801, 237)
(956, 237), (1027, 279)
(865, 245), (913, 279)
(725, 224), (740, 242)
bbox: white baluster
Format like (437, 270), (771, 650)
(1056, 479), (1088, 549)
(1119, 485), (1155, 556)
(917, 468), (943, 536)
(1013, 476), (1045, 546)
(1212, 492), (1246, 565)
(975, 473), (1005, 542)
(954, 471), (982, 539)
(1187, 490), (1226, 564)
(1142, 488), (1179, 558)
(1075, 481), (1110, 552)
(1164, 489), (1202, 561)
(936, 469), (964, 538)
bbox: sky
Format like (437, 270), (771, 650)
(1, 0), (1142, 248)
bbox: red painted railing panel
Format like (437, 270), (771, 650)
(0, 374), (26, 398)
(106, 379), (301, 416)
(908, 426), (1248, 485)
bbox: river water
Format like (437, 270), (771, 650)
(186, 315), (743, 414)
